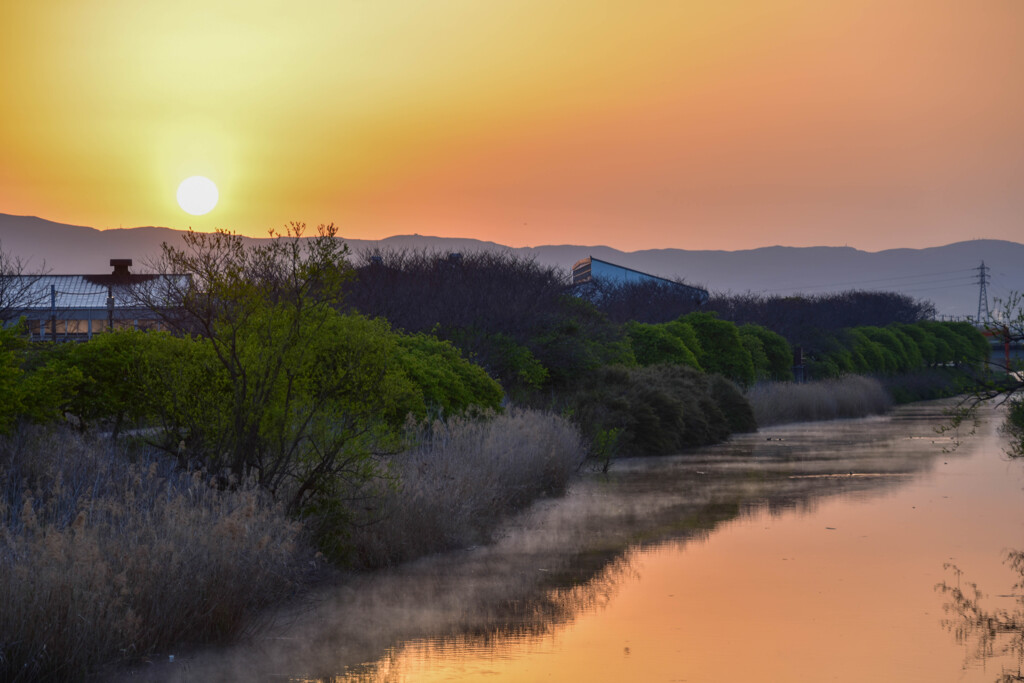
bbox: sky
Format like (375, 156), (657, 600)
(1, 1), (1022, 252)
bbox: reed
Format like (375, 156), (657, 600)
(0, 426), (309, 682)
(346, 409), (585, 569)
(747, 375), (893, 427)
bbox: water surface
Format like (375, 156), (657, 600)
(122, 401), (1024, 682)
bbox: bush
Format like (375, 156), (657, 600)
(680, 312), (755, 386)
(564, 364), (754, 457)
(392, 332), (503, 418)
(0, 426), (309, 681)
(626, 321), (701, 369)
(739, 325), (793, 381)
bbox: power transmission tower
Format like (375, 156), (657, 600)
(976, 261), (990, 322)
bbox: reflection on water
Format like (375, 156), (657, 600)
(938, 553), (1024, 681)
(116, 401), (1024, 682)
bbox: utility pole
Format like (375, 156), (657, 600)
(976, 261), (990, 323)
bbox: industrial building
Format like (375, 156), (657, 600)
(571, 256), (709, 304)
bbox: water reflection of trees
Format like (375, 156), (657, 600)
(938, 551), (1024, 682)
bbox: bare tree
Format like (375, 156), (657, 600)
(0, 241), (49, 325)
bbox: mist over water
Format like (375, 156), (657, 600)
(114, 401), (1024, 682)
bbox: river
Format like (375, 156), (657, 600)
(119, 400), (1024, 682)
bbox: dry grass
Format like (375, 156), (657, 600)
(0, 426), (310, 682)
(746, 375), (893, 427)
(347, 408), (585, 569)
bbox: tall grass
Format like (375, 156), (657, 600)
(746, 375), (893, 427)
(0, 427), (310, 682)
(346, 409), (585, 569)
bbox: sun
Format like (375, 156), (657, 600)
(176, 176), (219, 215)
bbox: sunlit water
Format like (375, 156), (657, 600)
(119, 401), (1024, 682)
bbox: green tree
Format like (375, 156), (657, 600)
(739, 324), (793, 381)
(680, 312), (755, 386)
(625, 321), (701, 369)
(393, 332), (503, 418)
(0, 323), (76, 433)
(143, 225), (418, 518)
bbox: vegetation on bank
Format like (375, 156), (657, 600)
(0, 233), (1009, 679)
(0, 427), (308, 681)
(747, 375), (892, 427)
(345, 409), (585, 569)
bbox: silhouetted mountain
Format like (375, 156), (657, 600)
(2, 213), (1020, 317)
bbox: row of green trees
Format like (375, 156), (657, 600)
(625, 314), (794, 386)
(806, 320), (989, 379)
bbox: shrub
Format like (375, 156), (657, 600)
(680, 312), (755, 386)
(564, 364), (754, 457)
(392, 332), (503, 417)
(626, 321), (701, 369)
(739, 324), (793, 381)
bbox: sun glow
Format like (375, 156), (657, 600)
(176, 176), (219, 216)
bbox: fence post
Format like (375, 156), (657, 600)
(50, 284), (56, 341)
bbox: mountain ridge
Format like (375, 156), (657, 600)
(2, 213), (1020, 316)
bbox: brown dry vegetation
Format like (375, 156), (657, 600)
(746, 375), (893, 427)
(0, 409), (587, 680)
(0, 426), (310, 682)
(346, 409), (585, 569)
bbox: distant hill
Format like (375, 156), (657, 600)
(2, 213), (1021, 317)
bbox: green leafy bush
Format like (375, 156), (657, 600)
(564, 364), (754, 457)
(626, 321), (701, 369)
(393, 332), (503, 418)
(739, 324), (793, 381)
(680, 312), (755, 386)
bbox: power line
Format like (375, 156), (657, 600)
(770, 266), (978, 292)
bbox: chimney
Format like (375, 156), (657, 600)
(110, 259), (132, 277)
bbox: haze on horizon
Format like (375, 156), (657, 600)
(1, 1), (1022, 253)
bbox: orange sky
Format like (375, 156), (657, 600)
(1, 1), (1022, 251)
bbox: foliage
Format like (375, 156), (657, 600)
(134, 226), (501, 525)
(625, 321), (701, 369)
(527, 295), (636, 387)
(0, 324), (77, 434)
(345, 249), (635, 392)
(739, 324), (793, 381)
(1005, 398), (1024, 458)
(953, 291), (1024, 457)
(563, 364), (754, 457)
(392, 332), (503, 418)
(807, 320), (989, 379)
(680, 312), (756, 387)
(54, 329), (167, 438)
(707, 290), (936, 349)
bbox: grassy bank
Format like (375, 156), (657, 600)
(0, 427), (309, 682)
(346, 409), (585, 569)
(747, 375), (893, 427)
(0, 409), (583, 680)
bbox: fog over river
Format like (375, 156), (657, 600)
(118, 401), (1024, 682)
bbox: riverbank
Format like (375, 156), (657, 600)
(109, 400), (1013, 682)
(0, 370), (983, 679)
(0, 409), (584, 681)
